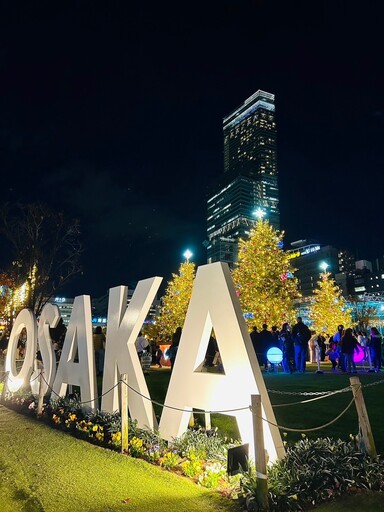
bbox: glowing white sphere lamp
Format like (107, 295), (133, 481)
(183, 249), (193, 261)
(267, 347), (283, 365)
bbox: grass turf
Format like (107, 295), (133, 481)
(0, 405), (240, 512)
(2, 362), (384, 511)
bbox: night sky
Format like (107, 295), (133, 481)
(1, 1), (383, 298)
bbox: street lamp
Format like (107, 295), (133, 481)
(253, 207), (266, 220)
(183, 249), (193, 261)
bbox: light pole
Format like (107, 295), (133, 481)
(183, 249), (193, 262)
(253, 207), (266, 221)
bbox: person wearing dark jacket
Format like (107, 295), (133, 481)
(168, 326), (182, 370)
(279, 323), (294, 373)
(341, 328), (359, 373)
(369, 327), (382, 371)
(258, 324), (273, 368)
(292, 317), (311, 373)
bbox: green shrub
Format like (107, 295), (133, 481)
(159, 451), (180, 470)
(241, 437), (384, 511)
(170, 427), (236, 463)
(198, 462), (227, 488)
(181, 457), (203, 478)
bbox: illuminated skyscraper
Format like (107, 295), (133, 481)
(207, 90), (279, 267)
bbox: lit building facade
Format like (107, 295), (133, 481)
(288, 241), (339, 297)
(207, 90), (279, 267)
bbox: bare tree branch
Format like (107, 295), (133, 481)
(0, 202), (83, 318)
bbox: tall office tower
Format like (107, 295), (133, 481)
(207, 90), (279, 267)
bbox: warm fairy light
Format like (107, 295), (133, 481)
(232, 218), (300, 329)
(308, 272), (352, 334)
(156, 260), (196, 340)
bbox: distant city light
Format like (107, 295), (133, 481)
(183, 249), (193, 261)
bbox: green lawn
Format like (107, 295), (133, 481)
(2, 362), (384, 511)
(0, 405), (239, 512)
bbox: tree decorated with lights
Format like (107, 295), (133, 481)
(156, 254), (196, 341)
(231, 215), (300, 329)
(308, 271), (353, 335)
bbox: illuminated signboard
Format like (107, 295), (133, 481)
(300, 245), (320, 256)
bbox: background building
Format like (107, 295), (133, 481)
(207, 90), (279, 267)
(288, 240), (339, 297)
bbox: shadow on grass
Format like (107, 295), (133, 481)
(13, 489), (44, 512)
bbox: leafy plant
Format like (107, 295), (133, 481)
(181, 457), (203, 478)
(198, 462), (227, 488)
(170, 426), (234, 463)
(240, 437), (384, 511)
(159, 451), (180, 470)
(129, 436), (146, 458)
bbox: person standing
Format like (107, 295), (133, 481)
(341, 328), (358, 373)
(308, 331), (318, 363)
(279, 323), (294, 373)
(333, 325), (346, 371)
(155, 345), (163, 368)
(168, 326), (182, 370)
(292, 317), (311, 373)
(250, 326), (259, 355)
(259, 324), (273, 369)
(135, 331), (149, 360)
(370, 327), (382, 371)
(93, 326), (106, 376)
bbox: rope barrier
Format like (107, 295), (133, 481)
(361, 378), (384, 389)
(267, 385), (352, 396)
(253, 395), (356, 433)
(3, 365), (382, 433)
(39, 372), (120, 405)
(121, 380), (250, 414)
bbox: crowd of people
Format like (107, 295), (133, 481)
(1, 318), (383, 378)
(250, 319), (383, 374)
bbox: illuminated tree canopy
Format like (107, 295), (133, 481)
(308, 272), (353, 334)
(232, 219), (300, 329)
(156, 260), (196, 341)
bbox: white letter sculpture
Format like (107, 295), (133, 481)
(101, 277), (162, 430)
(159, 262), (285, 463)
(5, 309), (37, 392)
(52, 295), (97, 411)
(30, 303), (61, 397)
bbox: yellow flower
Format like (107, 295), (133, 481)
(92, 425), (98, 432)
(112, 432), (121, 441)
